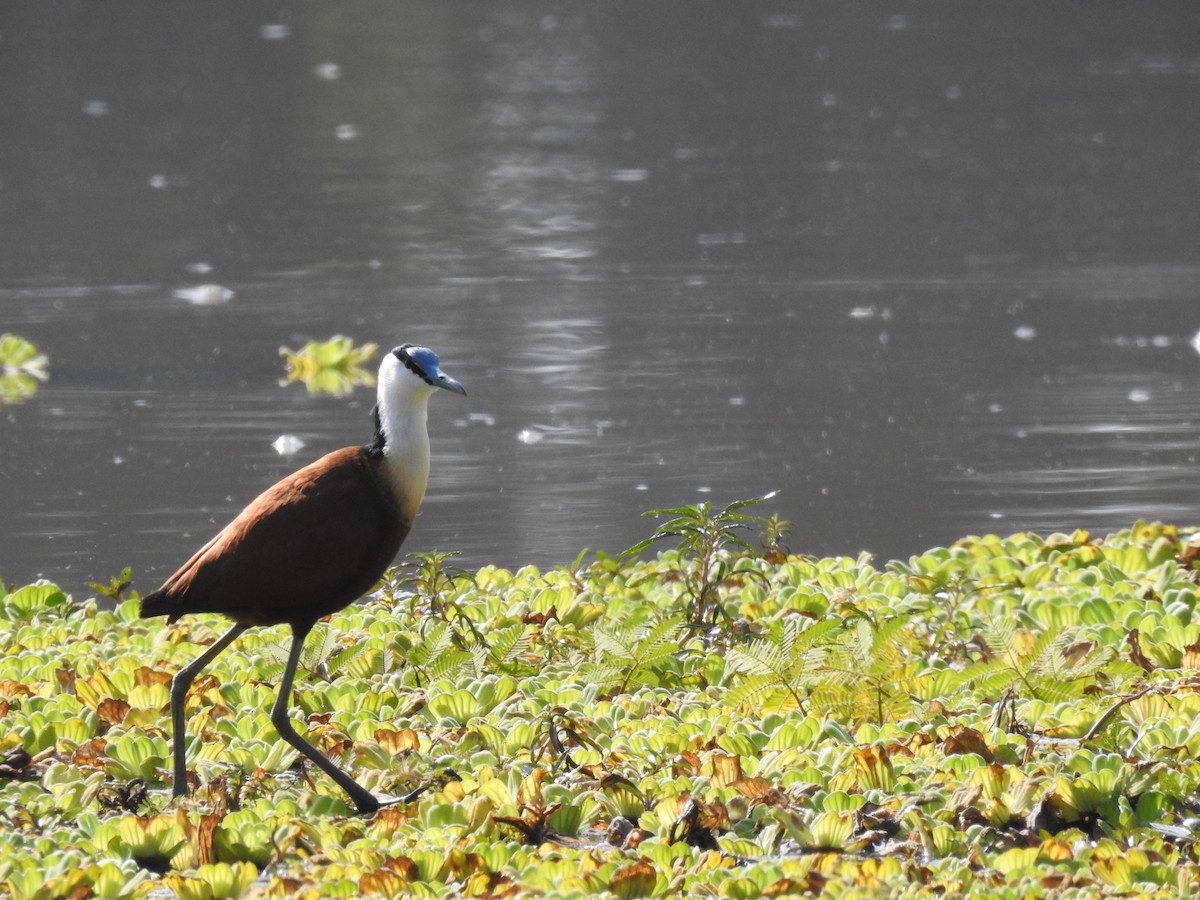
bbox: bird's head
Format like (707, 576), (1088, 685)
(379, 344), (467, 403)
(370, 344), (463, 512)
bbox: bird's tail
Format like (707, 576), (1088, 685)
(139, 589), (173, 619)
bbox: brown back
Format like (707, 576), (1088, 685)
(154, 446), (410, 627)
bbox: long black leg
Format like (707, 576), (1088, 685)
(270, 622), (380, 814)
(171, 622), (249, 798)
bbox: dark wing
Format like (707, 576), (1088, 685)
(151, 447), (409, 626)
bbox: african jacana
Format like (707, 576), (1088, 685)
(140, 344), (465, 813)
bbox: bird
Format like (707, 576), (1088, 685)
(139, 343), (465, 814)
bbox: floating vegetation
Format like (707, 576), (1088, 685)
(279, 335), (378, 397)
(0, 333), (49, 406)
(3, 516), (1200, 896)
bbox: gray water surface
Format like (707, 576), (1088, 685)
(3, 4), (1200, 593)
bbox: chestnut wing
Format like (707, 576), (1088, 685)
(158, 448), (409, 626)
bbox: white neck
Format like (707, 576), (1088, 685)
(376, 361), (436, 525)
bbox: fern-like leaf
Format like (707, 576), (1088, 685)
(325, 641), (370, 679)
(726, 617), (841, 714)
(408, 620), (456, 668)
(429, 648), (474, 682)
(590, 616), (687, 693)
(487, 624), (534, 671)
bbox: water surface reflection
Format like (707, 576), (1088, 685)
(2, 5), (1200, 593)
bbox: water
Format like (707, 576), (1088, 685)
(3, 4), (1200, 594)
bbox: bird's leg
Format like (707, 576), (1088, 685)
(270, 622), (380, 814)
(171, 622), (248, 798)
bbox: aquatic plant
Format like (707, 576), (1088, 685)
(623, 491), (777, 623)
(278, 335), (378, 396)
(725, 616), (841, 714)
(0, 333), (49, 405)
(1, 516), (1200, 896)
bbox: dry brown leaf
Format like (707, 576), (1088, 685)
(97, 698), (131, 725)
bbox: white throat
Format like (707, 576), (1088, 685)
(377, 360), (436, 525)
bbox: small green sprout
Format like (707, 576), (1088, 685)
(623, 491), (779, 624)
